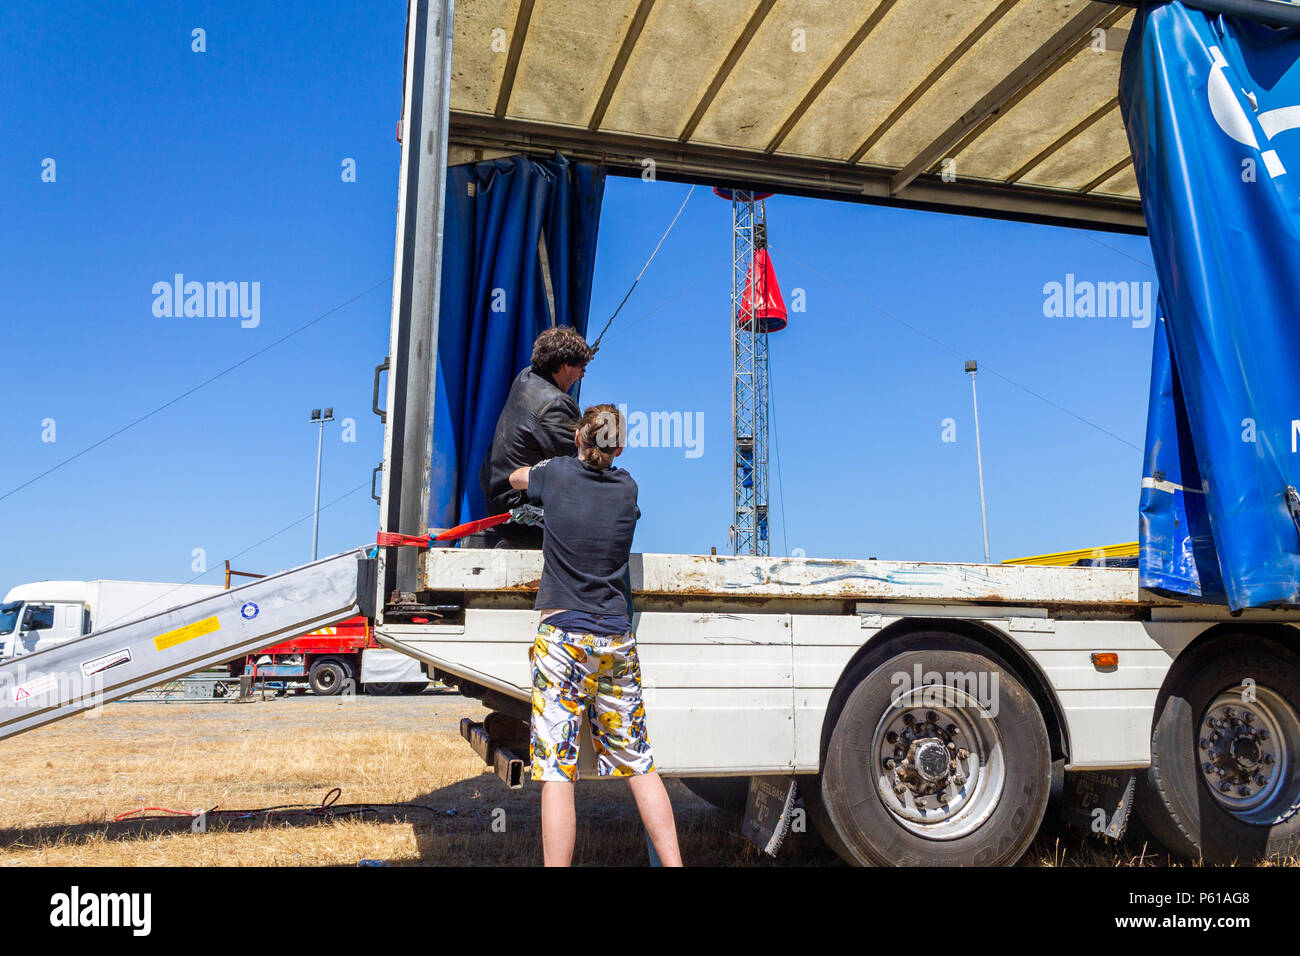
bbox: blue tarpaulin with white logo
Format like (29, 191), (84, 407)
(1123, 2), (1300, 609)
(430, 155), (604, 529)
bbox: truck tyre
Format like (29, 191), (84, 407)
(817, 641), (1051, 866)
(308, 658), (351, 697)
(401, 681), (427, 695)
(365, 682), (403, 696)
(1136, 634), (1300, 863)
(681, 776), (750, 815)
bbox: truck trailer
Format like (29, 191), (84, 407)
(4, 0), (1300, 867)
(229, 615), (428, 696)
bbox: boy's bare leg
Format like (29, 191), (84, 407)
(540, 780), (576, 866)
(628, 771), (683, 866)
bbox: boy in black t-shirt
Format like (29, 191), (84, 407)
(508, 404), (682, 867)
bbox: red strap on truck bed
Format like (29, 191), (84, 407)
(376, 511), (513, 548)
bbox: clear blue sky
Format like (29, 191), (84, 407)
(1, 0), (1156, 591)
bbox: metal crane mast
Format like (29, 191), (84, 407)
(727, 191), (771, 557)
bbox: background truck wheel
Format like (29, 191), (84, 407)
(681, 776), (750, 815)
(817, 641), (1051, 866)
(401, 682), (427, 694)
(308, 658), (351, 697)
(365, 681), (403, 696)
(1136, 634), (1300, 863)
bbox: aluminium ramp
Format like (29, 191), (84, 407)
(0, 549), (370, 740)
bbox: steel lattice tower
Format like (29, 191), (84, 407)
(728, 192), (771, 556)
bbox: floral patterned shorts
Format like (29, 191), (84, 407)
(529, 622), (656, 782)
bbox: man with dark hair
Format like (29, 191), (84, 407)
(476, 326), (593, 548)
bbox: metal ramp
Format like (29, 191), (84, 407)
(0, 549), (372, 740)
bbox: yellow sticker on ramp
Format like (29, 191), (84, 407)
(153, 615), (221, 652)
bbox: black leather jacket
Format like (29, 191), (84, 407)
(479, 366), (580, 523)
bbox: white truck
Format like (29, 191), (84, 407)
(0, 580), (223, 661)
(3, 0), (1297, 869)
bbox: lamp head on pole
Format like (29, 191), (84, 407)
(964, 360), (978, 375)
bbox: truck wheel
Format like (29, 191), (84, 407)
(365, 682), (403, 696)
(817, 644), (1050, 866)
(1136, 634), (1300, 863)
(308, 658), (351, 697)
(681, 776), (750, 815)
(401, 682), (427, 695)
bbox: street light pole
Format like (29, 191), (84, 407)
(310, 407), (335, 561)
(965, 362), (991, 565)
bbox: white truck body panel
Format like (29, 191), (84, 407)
(360, 647), (428, 684)
(374, 548), (1300, 774)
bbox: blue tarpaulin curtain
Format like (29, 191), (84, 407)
(430, 154), (605, 529)
(1139, 305), (1225, 601)
(1123, 2), (1300, 609)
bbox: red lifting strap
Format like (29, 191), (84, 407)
(376, 512), (514, 549)
(375, 531), (433, 548)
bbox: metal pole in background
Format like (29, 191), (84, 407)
(310, 408), (335, 560)
(965, 361), (991, 564)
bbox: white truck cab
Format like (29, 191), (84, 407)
(0, 581), (223, 661)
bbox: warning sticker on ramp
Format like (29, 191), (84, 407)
(80, 648), (133, 678)
(13, 673), (59, 702)
(153, 615), (221, 652)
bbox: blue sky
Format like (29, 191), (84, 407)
(1, 0), (1156, 591)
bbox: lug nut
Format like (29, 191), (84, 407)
(1203, 762), (1215, 774)
(1243, 712), (1255, 724)
(1238, 786), (1251, 796)
(1219, 781), (1231, 792)
(926, 711), (938, 723)
(947, 724), (958, 736)
(1254, 774), (1268, 786)
(915, 798), (927, 808)
(886, 731), (898, 744)
(1199, 738), (1210, 749)
(885, 758), (896, 769)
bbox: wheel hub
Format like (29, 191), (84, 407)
(1198, 692), (1294, 818)
(872, 691), (1002, 839)
(910, 739), (950, 782)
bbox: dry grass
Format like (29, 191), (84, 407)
(0, 691), (834, 867)
(0, 691), (1290, 867)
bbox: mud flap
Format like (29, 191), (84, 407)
(1059, 769), (1137, 840)
(741, 775), (798, 856)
